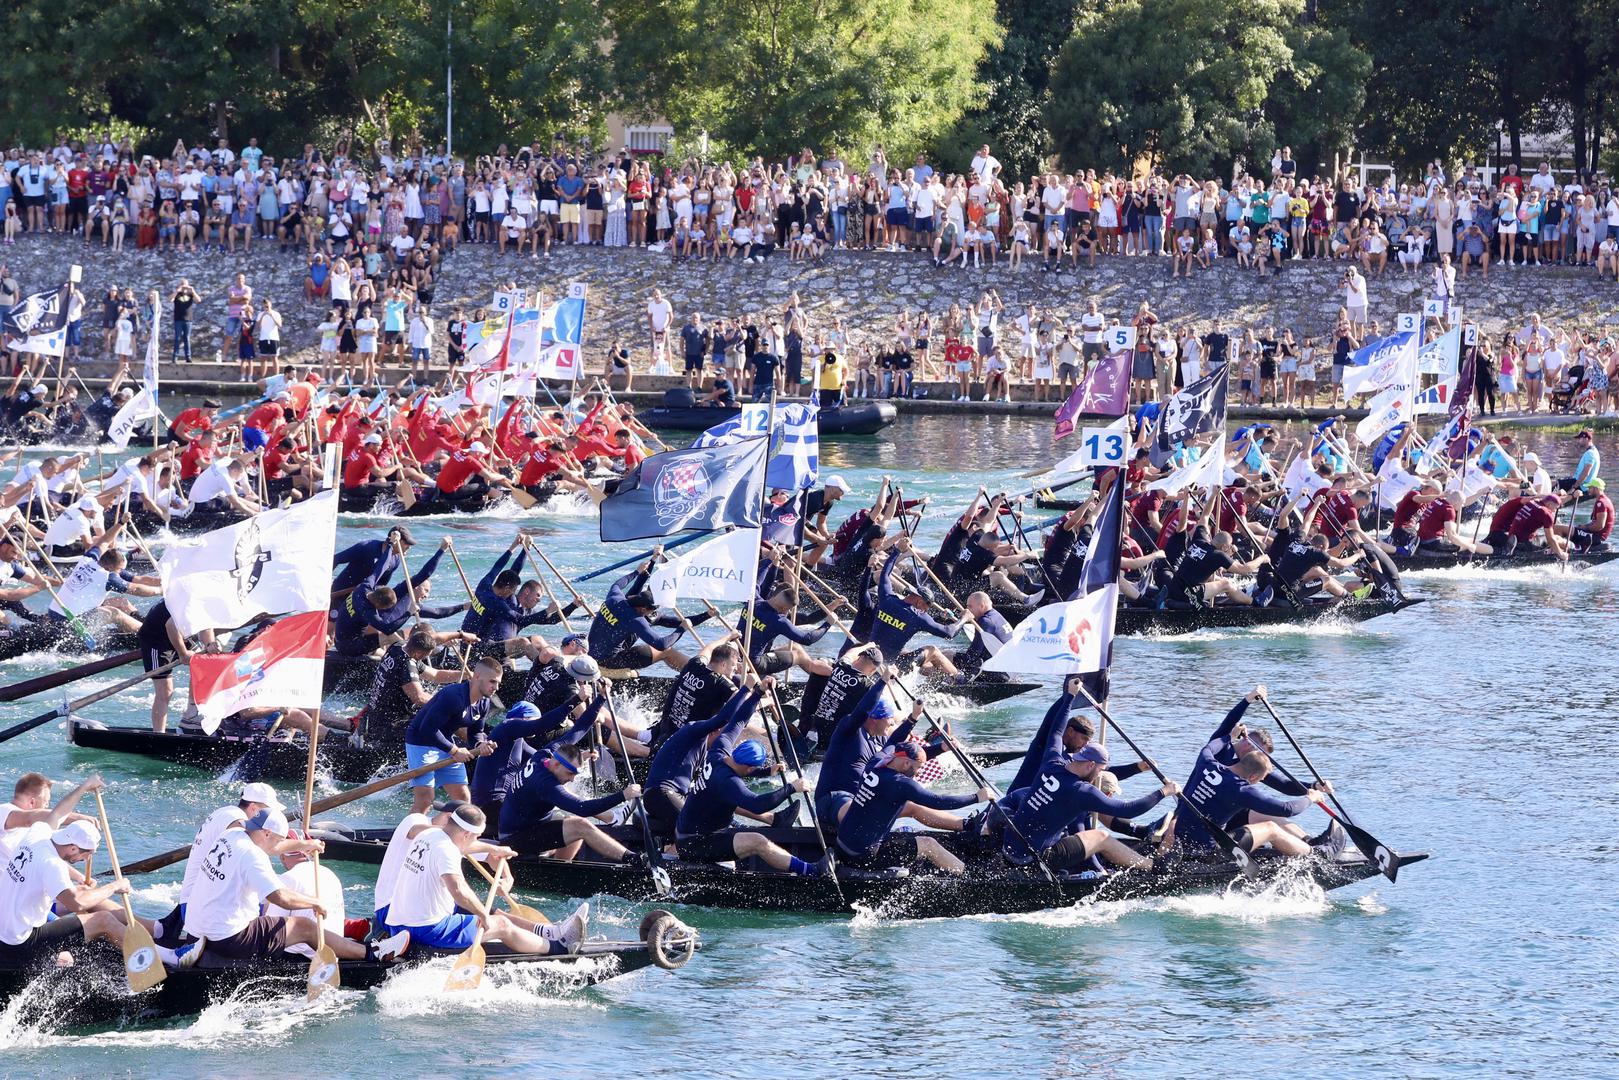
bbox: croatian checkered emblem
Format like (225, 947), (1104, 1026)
(654, 459), (711, 526)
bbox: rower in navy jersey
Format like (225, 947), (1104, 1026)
(586, 548), (705, 672)
(999, 742), (1177, 872)
(353, 630), (462, 747)
(745, 582), (834, 677)
(332, 538), (467, 658)
(645, 680), (797, 837)
(866, 539), (963, 675)
(402, 656), (502, 815)
(331, 526), (415, 593)
(470, 697), (603, 827)
(1167, 686), (1346, 858)
(833, 741), (991, 873)
(673, 680), (827, 876)
(458, 533), (580, 660)
(648, 635), (742, 750)
(497, 743), (642, 864)
(948, 591), (1012, 681)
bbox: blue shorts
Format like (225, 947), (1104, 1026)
(403, 911), (479, 950)
(374, 905), (392, 934)
(815, 790), (853, 823)
(66, 321), (82, 347)
(405, 743), (467, 788)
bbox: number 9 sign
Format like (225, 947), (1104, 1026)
(1079, 426), (1128, 467)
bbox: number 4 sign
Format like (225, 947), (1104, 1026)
(1079, 426), (1128, 467)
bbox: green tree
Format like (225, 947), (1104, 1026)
(931, 0), (1078, 180)
(605, 0), (1002, 163)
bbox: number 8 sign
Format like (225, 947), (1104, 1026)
(1079, 426), (1128, 467)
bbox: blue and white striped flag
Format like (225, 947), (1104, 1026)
(692, 403), (819, 490)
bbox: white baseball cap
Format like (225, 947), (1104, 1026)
(52, 820), (101, 850)
(363, 433), (382, 446)
(1523, 452), (1540, 464)
(76, 496), (99, 512)
(245, 808), (290, 836)
(469, 441), (488, 454)
(825, 475), (851, 494)
(239, 782), (284, 809)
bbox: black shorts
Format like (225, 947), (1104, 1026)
(501, 818), (570, 855)
(598, 642), (656, 672)
(1571, 529), (1608, 553)
(257, 339), (278, 356)
(835, 832), (918, 869)
(684, 354), (705, 373)
(675, 833), (739, 863)
(1416, 538), (1458, 554)
(383, 330), (402, 346)
(207, 915), (292, 960)
(1484, 531), (1517, 555)
(754, 646), (795, 677)
(154, 904), (195, 947)
(644, 783), (685, 837)
(142, 642), (178, 676)
(0, 913), (81, 960)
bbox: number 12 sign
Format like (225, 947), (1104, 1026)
(1079, 426), (1128, 467)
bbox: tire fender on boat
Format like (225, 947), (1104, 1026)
(639, 909), (697, 970)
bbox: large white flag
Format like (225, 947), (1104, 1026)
(158, 490), (338, 635)
(982, 586), (1117, 676)
(647, 528), (760, 606)
(1145, 441), (1225, 495)
(1343, 332), (1418, 398)
(107, 387), (159, 449)
(1375, 451), (1422, 510)
(143, 307), (161, 395)
(1413, 377), (1458, 416)
(1354, 381), (1414, 446)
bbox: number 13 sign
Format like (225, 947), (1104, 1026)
(1079, 426), (1128, 467)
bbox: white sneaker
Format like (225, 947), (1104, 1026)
(373, 930), (411, 962)
(555, 902), (589, 954)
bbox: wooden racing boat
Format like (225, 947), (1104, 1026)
(991, 595), (1423, 637)
(66, 719), (393, 783)
(641, 395), (898, 436)
(0, 911), (696, 1030)
(0, 623), (136, 664)
(315, 823), (1427, 918)
(1390, 546), (1618, 574)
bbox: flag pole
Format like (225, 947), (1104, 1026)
(739, 392), (777, 666)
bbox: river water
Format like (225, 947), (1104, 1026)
(0, 415), (1614, 1078)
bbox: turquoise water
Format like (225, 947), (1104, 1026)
(0, 415), (1614, 1078)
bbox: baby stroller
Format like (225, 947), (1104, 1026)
(1549, 364), (1594, 413)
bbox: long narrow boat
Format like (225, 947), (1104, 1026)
(314, 823), (1426, 918)
(65, 717), (1027, 784)
(1390, 546), (1618, 574)
(641, 399), (897, 436)
(0, 624), (136, 665)
(991, 595), (1422, 637)
(611, 673), (1040, 710)
(0, 913), (696, 1029)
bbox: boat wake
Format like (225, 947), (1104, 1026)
(372, 953), (620, 1017)
(0, 966), (358, 1048)
(1400, 562), (1606, 584)
(1141, 619), (1385, 644)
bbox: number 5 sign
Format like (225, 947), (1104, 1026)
(1107, 325), (1137, 352)
(1079, 426), (1128, 467)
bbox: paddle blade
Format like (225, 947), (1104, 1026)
(394, 481), (417, 510)
(443, 942), (485, 991)
(123, 919), (166, 993)
(307, 944), (341, 1000)
(510, 488), (537, 509)
(1347, 822), (1400, 883)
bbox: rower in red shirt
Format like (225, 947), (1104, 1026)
(179, 430), (216, 481)
(169, 400), (220, 444)
(1409, 483), (1490, 556)
(1566, 481), (1613, 553)
(434, 441), (513, 503)
(1484, 493), (1565, 558)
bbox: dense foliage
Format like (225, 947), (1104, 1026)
(0, 0), (1614, 177)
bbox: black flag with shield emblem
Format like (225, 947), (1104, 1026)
(599, 437), (769, 543)
(2, 283), (71, 357)
(1150, 364), (1229, 467)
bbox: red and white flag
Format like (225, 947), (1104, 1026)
(189, 610), (328, 734)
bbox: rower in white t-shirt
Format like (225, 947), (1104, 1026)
(152, 782), (283, 944)
(264, 842), (346, 938)
(0, 773), (104, 860)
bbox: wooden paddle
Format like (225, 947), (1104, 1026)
(91, 790), (166, 993)
(115, 757), (453, 877)
(465, 855), (548, 924)
(0, 648), (144, 704)
(1255, 696), (1401, 881)
(393, 479), (417, 510)
(301, 720), (340, 999)
(0, 659), (185, 747)
(444, 860), (505, 991)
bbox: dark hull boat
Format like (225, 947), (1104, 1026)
(67, 719), (393, 783)
(0, 624), (137, 665)
(1390, 546), (1618, 574)
(642, 399), (897, 436)
(0, 913), (695, 1030)
(610, 673), (1040, 711)
(991, 596), (1423, 638)
(315, 824), (1427, 918)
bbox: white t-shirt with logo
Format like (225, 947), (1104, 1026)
(373, 813), (430, 914)
(180, 806), (247, 903)
(0, 823), (73, 945)
(0, 802), (29, 859)
(383, 827), (459, 928)
(183, 828), (282, 941)
(264, 861), (346, 936)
